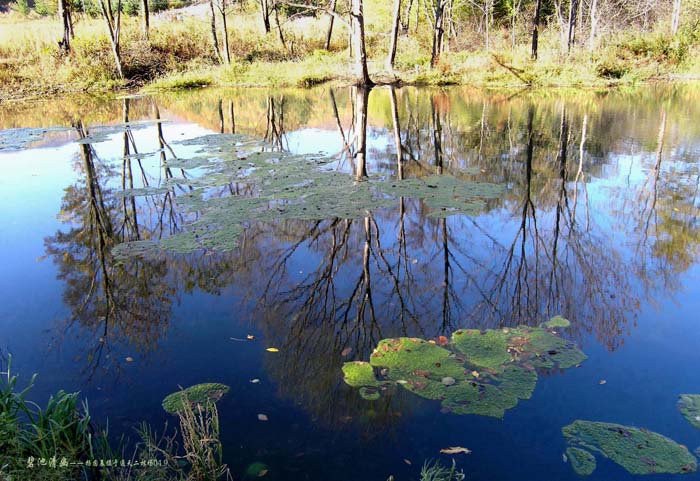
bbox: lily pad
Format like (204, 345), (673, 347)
(162, 383), (230, 414)
(566, 446), (597, 475)
(678, 394), (700, 429)
(562, 420), (697, 475)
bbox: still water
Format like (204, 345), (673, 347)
(1, 84), (700, 481)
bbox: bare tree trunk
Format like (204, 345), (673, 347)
(671, 0), (682, 34)
(402, 0), (413, 31)
(386, 0), (401, 70)
(260, 0), (271, 33)
(351, 0), (373, 86)
(219, 0), (231, 63)
(325, 0), (337, 50)
(588, 0), (597, 51)
(99, 0), (124, 79)
(567, 0), (579, 52)
(354, 86), (370, 180)
(431, 0), (447, 67)
(484, 0), (492, 51)
(229, 100), (235, 134)
(531, 0), (542, 59)
(58, 0), (72, 52)
(274, 2), (286, 50)
(141, 0), (149, 39)
(511, 0), (521, 50)
(209, 0), (222, 63)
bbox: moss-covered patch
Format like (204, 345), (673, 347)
(344, 326), (584, 418)
(566, 446), (597, 475)
(542, 315), (571, 329)
(562, 420), (697, 475)
(678, 394), (700, 429)
(162, 383), (230, 414)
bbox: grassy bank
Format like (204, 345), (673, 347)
(0, 1), (699, 100)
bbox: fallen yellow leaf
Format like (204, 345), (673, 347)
(266, 348), (279, 352)
(440, 446), (471, 455)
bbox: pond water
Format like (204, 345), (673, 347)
(1, 84), (700, 481)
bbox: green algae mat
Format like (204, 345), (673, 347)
(111, 132), (504, 258)
(562, 420), (697, 475)
(342, 317), (585, 418)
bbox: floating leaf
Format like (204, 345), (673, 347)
(257, 414), (269, 421)
(266, 347), (279, 353)
(247, 334), (256, 340)
(341, 347), (353, 357)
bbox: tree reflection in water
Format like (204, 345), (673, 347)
(39, 86), (700, 428)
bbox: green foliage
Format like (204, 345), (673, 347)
(419, 459), (465, 481)
(562, 420), (697, 475)
(13, 0), (32, 15)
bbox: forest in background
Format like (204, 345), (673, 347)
(0, 0), (699, 98)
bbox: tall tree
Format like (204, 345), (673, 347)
(386, 0), (402, 69)
(259, 0), (272, 33)
(351, 0), (373, 85)
(325, 0), (337, 50)
(431, 0), (448, 67)
(671, 0), (682, 34)
(216, 0), (232, 64)
(567, 0), (580, 52)
(58, 0), (73, 52)
(99, 0), (124, 78)
(141, 0), (149, 39)
(531, 0), (542, 59)
(209, 0), (222, 63)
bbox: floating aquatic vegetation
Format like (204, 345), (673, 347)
(111, 132), (504, 258)
(452, 329), (511, 371)
(562, 420), (697, 475)
(244, 461), (269, 478)
(342, 362), (381, 388)
(0, 127), (72, 151)
(566, 446), (597, 475)
(678, 394), (700, 429)
(162, 383), (230, 414)
(378, 175), (503, 218)
(342, 317), (585, 418)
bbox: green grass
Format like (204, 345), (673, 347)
(0, 4), (699, 99)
